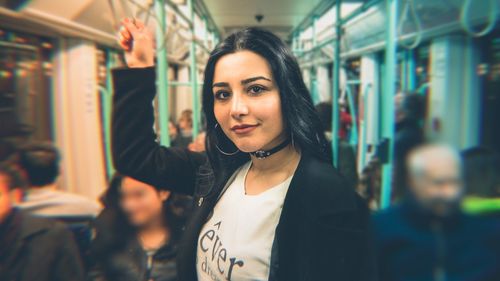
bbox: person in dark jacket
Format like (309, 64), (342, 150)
(315, 102), (358, 187)
(16, 142), (101, 217)
(88, 174), (191, 281)
(393, 92), (426, 200)
(0, 163), (84, 281)
(113, 19), (375, 281)
(373, 144), (500, 281)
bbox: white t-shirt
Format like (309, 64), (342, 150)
(196, 161), (292, 281)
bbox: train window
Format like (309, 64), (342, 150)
(414, 44), (430, 93)
(0, 28), (53, 141)
(394, 43), (431, 94)
(479, 29), (500, 153)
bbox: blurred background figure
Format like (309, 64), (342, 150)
(171, 109), (194, 148)
(315, 102), (358, 187)
(88, 174), (192, 281)
(15, 143), (101, 263)
(178, 109), (193, 137)
(168, 118), (180, 147)
(168, 110), (195, 148)
(0, 139), (16, 163)
(372, 144), (500, 281)
(16, 142), (101, 218)
(339, 102), (353, 142)
(0, 163), (84, 281)
(461, 146), (500, 216)
(357, 158), (382, 210)
(393, 92), (426, 200)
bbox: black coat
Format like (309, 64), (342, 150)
(393, 119), (424, 199)
(372, 200), (500, 281)
(0, 209), (84, 281)
(112, 67), (376, 281)
(87, 233), (178, 281)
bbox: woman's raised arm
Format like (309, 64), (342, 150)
(112, 18), (206, 195)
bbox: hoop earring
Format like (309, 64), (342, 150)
(214, 123), (240, 156)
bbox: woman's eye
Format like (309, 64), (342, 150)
(214, 91), (231, 100)
(248, 85), (265, 95)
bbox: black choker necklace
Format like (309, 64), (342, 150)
(250, 139), (291, 159)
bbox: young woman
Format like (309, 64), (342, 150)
(112, 18), (375, 281)
(88, 174), (191, 281)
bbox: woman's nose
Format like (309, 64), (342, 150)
(230, 93), (249, 119)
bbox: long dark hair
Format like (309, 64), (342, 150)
(91, 173), (192, 257)
(201, 27), (330, 194)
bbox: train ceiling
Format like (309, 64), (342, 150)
(204, 0), (324, 39)
(296, 0), (499, 66)
(343, 0), (499, 56)
(0, 0), (120, 45)
(0, 0), (498, 52)
(0, 0), (207, 64)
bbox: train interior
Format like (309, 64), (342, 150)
(0, 0), (500, 278)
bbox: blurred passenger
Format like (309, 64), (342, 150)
(178, 109), (193, 135)
(188, 131), (206, 152)
(373, 144), (500, 281)
(339, 103), (352, 141)
(315, 102), (358, 186)
(393, 92), (425, 199)
(357, 157), (382, 210)
(16, 143), (101, 217)
(168, 118), (180, 146)
(461, 147), (500, 216)
(175, 109), (194, 147)
(0, 139), (16, 162)
(169, 111), (193, 148)
(0, 163), (84, 281)
(88, 174), (191, 281)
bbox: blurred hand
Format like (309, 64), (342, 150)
(118, 18), (155, 68)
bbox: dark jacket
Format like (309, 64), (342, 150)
(87, 231), (178, 281)
(393, 119), (424, 199)
(394, 118), (423, 163)
(372, 200), (500, 281)
(112, 67), (376, 281)
(0, 209), (84, 281)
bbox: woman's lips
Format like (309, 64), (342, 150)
(231, 124), (259, 134)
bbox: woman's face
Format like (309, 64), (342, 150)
(212, 50), (286, 153)
(120, 177), (170, 227)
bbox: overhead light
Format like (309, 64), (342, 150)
(171, 0), (186, 5)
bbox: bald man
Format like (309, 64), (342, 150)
(406, 144), (464, 216)
(372, 144), (500, 281)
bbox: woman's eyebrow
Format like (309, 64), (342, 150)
(212, 76), (271, 88)
(241, 76), (272, 85)
(212, 82), (229, 88)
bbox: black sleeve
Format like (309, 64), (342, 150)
(52, 226), (85, 281)
(112, 67), (207, 195)
(352, 196), (378, 281)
